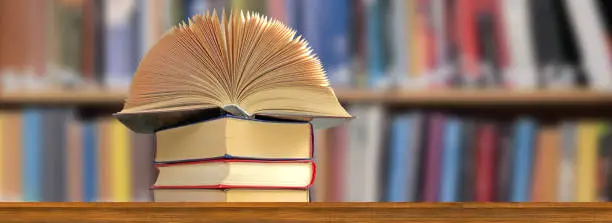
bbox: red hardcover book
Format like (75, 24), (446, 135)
(475, 123), (497, 201)
(455, 0), (480, 81)
(153, 159), (316, 190)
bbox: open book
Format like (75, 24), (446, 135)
(114, 10), (352, 133)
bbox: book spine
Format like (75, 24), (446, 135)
(423, 113), (444, 201)
(407, 113), (424, 202)
(558, 121), (577, 201)
(385, 114), (411, 201)
(439, 116), (462, 202)
(22, 109), (42, 202)
(510, 118), (537, 202)
(2, 112), (22, 201)
(475, 123), (497, 201)
(66, 116), (83, 202)
(576, 121), (599, 201)
(110, 119), (131, 201)
(83, 121), (98, 202)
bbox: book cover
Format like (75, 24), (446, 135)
(22, 109), (42, 202)
(475, 122), (498, 201)
(510, 117), (537, 202)
(439, 116), (463, 202)
(83, 120), (98, 202)
(153, 159), (316, 189)
(385, 113), (413, 201)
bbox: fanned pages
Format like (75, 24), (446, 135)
(114, 10), (352, 133)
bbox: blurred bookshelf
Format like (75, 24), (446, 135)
(1, 0), (612, 204)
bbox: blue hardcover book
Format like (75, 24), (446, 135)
(439, 116), (463, 202)
(365, 0), (386, 88)
(22, 109), (42, 202)
(83, 121), (98, 202)
(385, 114), (412, 201)
(284, 0), (302, 32)
(184, 0), (208, 18)
(104, 0), (138, 89)
(301, 0), (321, 57)
(319, 0), (351, 87)
(510, 117), (537, 202)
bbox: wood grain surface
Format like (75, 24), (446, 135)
(0, 202), (611, 222)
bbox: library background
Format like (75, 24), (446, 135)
(0, 0), (611, 202)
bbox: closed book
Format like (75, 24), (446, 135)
(42, 109), (70, 202)
(110, 119), (131, 202)
(510, 117), (537, 202)
(153, 159), (315, 189)
(576, 121), (599, 201)
(155, 115), (313, 163)
(22, 109), (43, 202)
(385, 114), (412, 201)
(423, 113), (445, 202)
(475, 122), (498, 202)
(66, 116), (83, 202)
(2, 111), (21, 201)
(558, 121), (577, 201)
(459, 119), (477, 201)
(83, 120), (98, 202)
(439, 116), (462, 202)
(153, 189), (309, 202)
(495, 123), (513, 201)
(531, 125), (560, 202)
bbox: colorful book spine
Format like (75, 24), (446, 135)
(365, 0), (385, 88)
(97, 119), (110, 201)
(83, 121), (98, 202)
(423, 113), (444, 201)
(66, 118), (83, 202)
(2, 112), (22, 201)
(576, 121), (599, 201)
(558, 121), (577, 201)
(510, 118), (537, 202)
(22, 109), (42, 202)
(439, 117), (462, 202)
(386, 114), (412, 201)
(476, 124), (497, 201)
(110, 119), (131, 201)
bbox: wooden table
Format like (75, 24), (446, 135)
(0, 202), (609, 222)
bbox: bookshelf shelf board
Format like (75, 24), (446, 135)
(0, 89), (127, 105)
(335, 89), (612, 105)
(1, 202), (611, 222)
(2, 89), (612, 106)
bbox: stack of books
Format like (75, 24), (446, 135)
(151, 115), (316, 202)
(111, 10), (352, 202)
